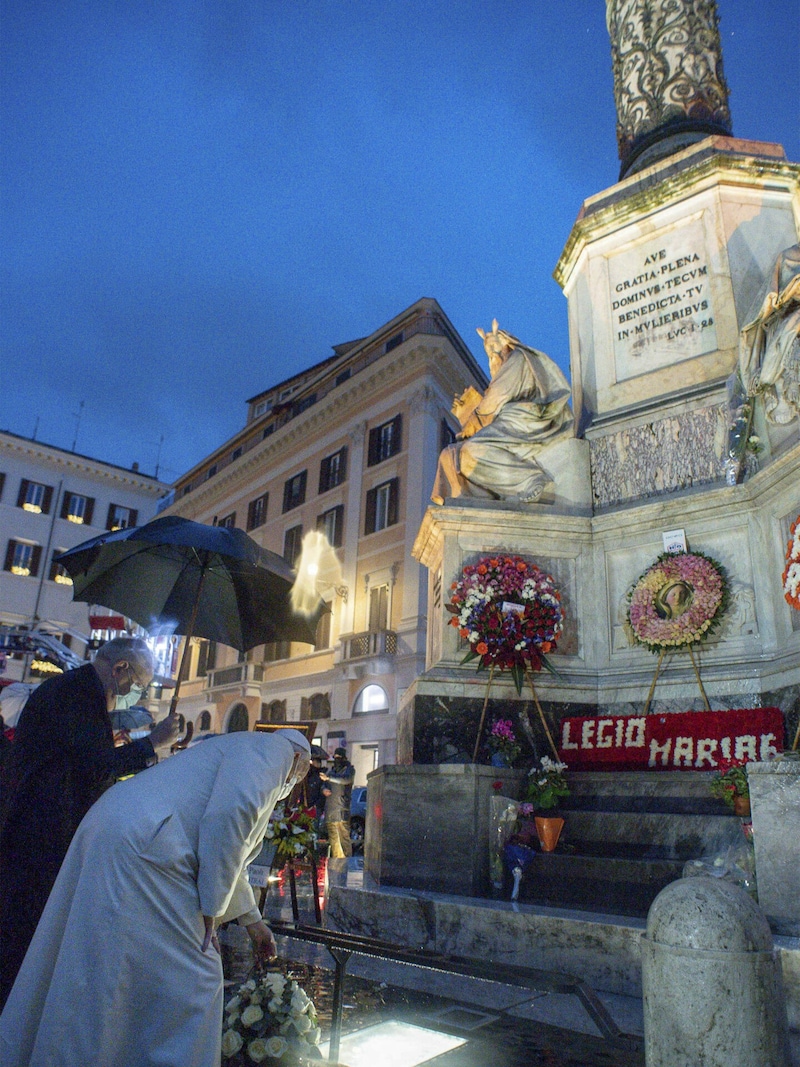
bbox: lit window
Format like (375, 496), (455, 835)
(50, 558), (73, 585)
(107, 504), (137, 531)
(352, 684), (390, 715)
(365, 479), (399, 534)
(4, 540), (40, 578)
(63, 492), (92, 524)
(19, 481), (47, 513)
(316, 505), (343, 548)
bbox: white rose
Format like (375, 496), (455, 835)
(308, 1026), (322, 1046)
(249, 989), (263, 1005)
(268, 997), (283, 1013)
(241, 1005), (264, 1027)
(266, 974), (286, 994)
(290, 989), (311, 1013)
(291, 1013), (312, 1033)
(244, 979), (257, 991)
(225, 995), (242, 1013)
(265, 1036), (288, 1058)
(221, 1029), (244, 1058)
(226, 1011), (240, 1027)
(246, 1037), (270, 1062)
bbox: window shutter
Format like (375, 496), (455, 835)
(30, 545), (42, 578)
(0, 473), (5, 502)
(84, 497), (95, 525)
(392, 415), (402, 455)
(318, 456), (329, 495)
(367, 427), (379, 466)
(129, 509), (138, 527)
(365, 487), (377, 535)
(60, 494), (70, 519)
(388, 478), (399, 526)
(17, 480), (29, 508)
(106, 504), (115, 530)
(41, 485), (53, 515)
(298, 470), (307, 504)
(332, 504), (344, 547)
(4, 540), (17, 571)
(339, 446), (348, 483)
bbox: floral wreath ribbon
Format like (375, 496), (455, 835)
(784, 514), (800, 749)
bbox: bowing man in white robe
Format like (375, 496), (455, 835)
(0, 728), (310, 1067)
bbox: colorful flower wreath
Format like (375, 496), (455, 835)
(447, 554), (563, 693)
(626, 551), (729, 653)
(783, 514), (800, 611)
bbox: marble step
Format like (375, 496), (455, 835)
(513, 851), (685, 918)
(557, 809), (741, 860)
(563, 770), (727, 814)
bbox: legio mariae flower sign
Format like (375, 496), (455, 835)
(626, 551), (728, 653)
(447, 554), (563, 693)
(783, 513), (800, 611)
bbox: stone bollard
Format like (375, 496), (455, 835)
(641, 877), (791, 1066)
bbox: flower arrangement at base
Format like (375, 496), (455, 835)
(222, 971), (321, 1064)
(709, 761), (749, 810)
(487, 719), (521, 766)
(525, 756), (570, 811)
(264, 805), (318, 861)
(783, 514), (800, 611)
(626, 551), (729, 653)
(447, 554), (563, 693)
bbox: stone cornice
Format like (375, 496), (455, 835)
(0, 433), (168, 495)
(167, 341), (467, 516)
(554, 144), (800, 289)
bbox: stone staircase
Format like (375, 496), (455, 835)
(517, 771), (745, 917)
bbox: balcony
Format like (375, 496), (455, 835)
(339, 630), (397, 678)
(205, 663), (264, 689)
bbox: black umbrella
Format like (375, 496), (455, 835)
(56, 515), (321, 714)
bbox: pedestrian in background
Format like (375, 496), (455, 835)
(321, 746), (355, 858)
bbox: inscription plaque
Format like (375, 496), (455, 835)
(608, 217), (717, 380)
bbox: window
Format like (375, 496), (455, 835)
(301, 693), (331, 719)
(254, 400), (269, 417)
(61, 492), (94, 525)
(17, 479), (53, 515)
(319, 447), (348, 494)
(364, 478), (399, 534)
(196, 640), (217, 677)
(282, 470), (307, 512)
(367, 415), (402, 466)
(368, 584), (389, 631)
(440, 419), (457, 451)
(263, 699), (286, 722)
(292, 393), (316, 416)
(264, 641), (291, 662)
(49, 554), (73, 585)
(232, 447), (243, 460)
(207, 465), (217, 480)
(314, 608), (332, 650)
(198, 710), (212, 731)
(335, 369), (351, 386)
(247, 493), (269, 531)
(283, 524), (303, 565)
(4, 540), (41, 577)
(0, 473), (6, 501)
(218, 512), (236, 529)
(385, 331), (404, 352)
(316, 505), (344, 548)
(226, 703), (249, 733)
(262, 425), (274, 440)
(353, 684), (390, 715)
(106, 504), (137, 531)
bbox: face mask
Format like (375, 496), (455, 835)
(115, 683), (145, 710)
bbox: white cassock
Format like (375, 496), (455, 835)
(0, 731), (296, 1067)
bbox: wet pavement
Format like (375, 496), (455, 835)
(249, 858), (645, 1067)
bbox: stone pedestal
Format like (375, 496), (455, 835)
(363, 763), (525, 897)
(748, 757), (800, 937)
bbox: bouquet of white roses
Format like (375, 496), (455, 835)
(222, 971), (322, 1064)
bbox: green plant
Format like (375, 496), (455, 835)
(709, 764), (749, 809)
(525, 756), (570, 811)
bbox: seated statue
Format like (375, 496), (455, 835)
(739, 243), (800, 425)
(431, 319), (573, 505)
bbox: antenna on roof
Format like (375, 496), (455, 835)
(71, 400), (85, 452)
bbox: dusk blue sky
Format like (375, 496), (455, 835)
(3, 1), (798, 483)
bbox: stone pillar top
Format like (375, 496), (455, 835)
(606, 0), (732, 179)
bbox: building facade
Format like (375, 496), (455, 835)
(0, 430), (170, 680)
(162, 298), (485, 784)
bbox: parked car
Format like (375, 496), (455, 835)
(349, 786), (367, 852)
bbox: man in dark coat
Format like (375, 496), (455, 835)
(0, 636), (180, 1006)
(321, 746), (355, 858)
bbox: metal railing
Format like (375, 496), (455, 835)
(340, 629), (397, 660)
(270, 919), (642, 1064)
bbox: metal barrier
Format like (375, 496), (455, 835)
(270, 919), (642, 1064)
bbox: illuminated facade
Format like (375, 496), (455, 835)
(162, 298), (485, 783)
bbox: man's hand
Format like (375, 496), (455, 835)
(245, 920), (277, 963)
(149, 712), (181, 749)
(201, 915), (220, 954)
